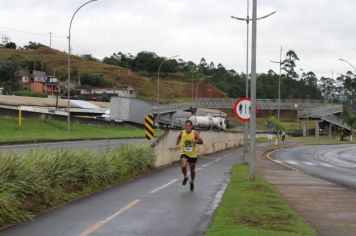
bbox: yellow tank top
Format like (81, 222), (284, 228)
(180, 130), (197, 158)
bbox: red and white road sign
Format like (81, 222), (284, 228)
(233, 98), (252, 122)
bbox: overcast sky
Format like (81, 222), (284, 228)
(1, 0), (356, 78)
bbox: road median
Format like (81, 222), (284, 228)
(205, 163), (316, 236)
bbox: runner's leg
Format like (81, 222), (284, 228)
(189, 161), (196, 182)
(181, 157), (188, 178)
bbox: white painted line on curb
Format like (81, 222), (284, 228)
(79, 199), (141, 236)
(303, 161), (315, 166)
(214, 158), (223, 162)
(202, 162), (212, 168)
(319, 163), (333, 167)
(285, 160), (299, 165)
(149, 179), (178, 194)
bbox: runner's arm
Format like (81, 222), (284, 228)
(176, 132), (182, 145)
(194, 132), (203, 145)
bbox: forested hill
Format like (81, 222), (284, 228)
(102, 50), (352, 101)
(1, 41), (355, 102)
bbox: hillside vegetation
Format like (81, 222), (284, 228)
(2, 42), (355, 106)
(0, 47), (226, 103)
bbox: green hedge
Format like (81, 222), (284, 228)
(13, 90), (48, 98)
(0, 145), (155, 226)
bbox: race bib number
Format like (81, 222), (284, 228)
(184, 146), (193, 152)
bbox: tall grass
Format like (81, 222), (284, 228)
(0, 145), (155, 227)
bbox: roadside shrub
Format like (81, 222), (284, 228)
(0, 145), (155, 227)
(13, 90), (47, 98)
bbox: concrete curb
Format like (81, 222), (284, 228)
(264, 148), (302, 173)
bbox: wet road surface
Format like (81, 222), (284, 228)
(0, 148), (243, 236)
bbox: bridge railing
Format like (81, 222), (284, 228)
(150, 98), (334, 113)
(298, 105), (343, 118)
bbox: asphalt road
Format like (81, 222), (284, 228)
(270, 144), (356, 189)
(0, 139), (148, 153)
(0, 148), (243, 236)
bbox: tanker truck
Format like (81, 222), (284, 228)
(188, 115), (226, 131)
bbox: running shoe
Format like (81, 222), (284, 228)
(190, 182), (194, 191)
(182, 177), (188, 185)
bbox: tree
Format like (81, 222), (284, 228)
(23, 41), (45, 50)
(302, 71), (317, 86)
(80, 73), (112, 87)
(81, 54), (99, 62)
(343, 71), (356, 102)
(282, 50), (299, 79)
(319, 76), (336, 100)
(5, 42), (16, 49)
(102, 52), (134, 68)
(343, 114), (356, 140)
(0, 61), (19, 94)
(132, 51), (160, 73)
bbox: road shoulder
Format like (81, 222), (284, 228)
(258, 144), (356, 236)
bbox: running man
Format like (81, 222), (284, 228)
(176, 120), (203, 191)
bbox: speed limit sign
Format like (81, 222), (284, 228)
(233, 98), (253, 122)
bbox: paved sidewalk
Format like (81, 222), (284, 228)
(257, 144), (356, 236)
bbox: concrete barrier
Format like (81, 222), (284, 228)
(153, 130), (267, 167)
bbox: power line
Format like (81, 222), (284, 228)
(0, 26), (65, 38)
(0, 25), (93, 55)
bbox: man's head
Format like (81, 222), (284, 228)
(184, 120), (193, 132)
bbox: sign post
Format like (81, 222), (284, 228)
(234, 98), (258, 179)
(234, 98), (251, 163)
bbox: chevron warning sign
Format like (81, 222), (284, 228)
(144, 114), (155, 140)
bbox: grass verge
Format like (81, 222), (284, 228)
(205, 163), (316, 236)
(0, 117), (163, 143)
(0, 144), (155, 227)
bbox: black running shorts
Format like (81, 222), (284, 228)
(180, 154), (197, 163)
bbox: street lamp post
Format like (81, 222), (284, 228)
(338, 58), (356, 141)
(339, 58), (356, 71)
(67, 0), (97, 133)
(271, 46), (283, 144)
(231, 1), (275, 163)
(157, 55), (178, 127)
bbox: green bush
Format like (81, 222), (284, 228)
(81, 72), (112, 87)
(13, 90), (47, 98)
(0, 145), (155, 226)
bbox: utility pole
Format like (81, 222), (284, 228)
(250, 0), (257, 181)
(271, 46), (283, 145)
(231, 1), (275, 179)
(49, 32), (52, 48)
(231, 1), (275, 164)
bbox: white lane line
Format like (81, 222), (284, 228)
(149, 179), (178, 194)
(285, 160), (299, 165)
(196, 167), (203, 171)
(214, 158), (223, 162)
(78, 199), (140, 236)
(319, 163), (333, 167)
(303, 161), (315, 166)
(202, 162), (212, 168)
